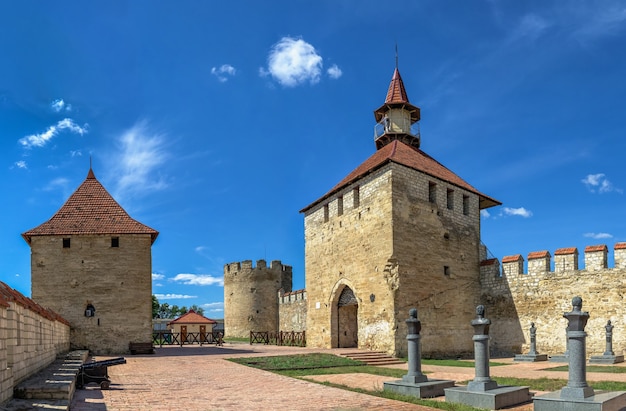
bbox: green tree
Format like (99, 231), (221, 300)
(188, 304), (205, 316)
(152, 295), (160, 318)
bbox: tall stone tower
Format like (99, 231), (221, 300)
(22, 168), (158, 354)
(223, 260), (292, 338)
(300, 66), (501, 357)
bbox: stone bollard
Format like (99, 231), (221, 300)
(529, 323), (537, 355)
(402, 308), (427, 383)
(467, 305), (498, 392)
(383, 308), (454, 398)
(535, 297), (626, 410)
(445, 305), (530, 409)
(560, 296), (594, 399)
(514, 322), (547, 362)
(604, 320), (614, 356)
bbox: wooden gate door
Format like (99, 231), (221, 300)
(181, 326), (187, 343)
(200, 325), (206, 343)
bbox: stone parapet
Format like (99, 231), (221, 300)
(0, 281), (70, 404)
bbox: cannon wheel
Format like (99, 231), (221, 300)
(100, 380), (110, 390)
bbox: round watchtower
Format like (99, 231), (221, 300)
(223, 259), (292, 338)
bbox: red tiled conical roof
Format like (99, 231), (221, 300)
(300, 140), (500, 213)
(374, 68), (420, 123)
(22, 168), (159, 244)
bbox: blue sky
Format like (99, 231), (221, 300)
(2, 1), (626, 318)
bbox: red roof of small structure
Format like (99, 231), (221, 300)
(22, 168), (159, 244)
(168, 309), (217, 325)
(374, 68), (420, 123)
(301, 140), (501, 213)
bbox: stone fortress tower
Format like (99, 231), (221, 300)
(223, 260), (292, 338)
(22, 168), (158, 354)
(299, 65), (501, 357)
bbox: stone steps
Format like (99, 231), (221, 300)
(2, 350), (89, 411)
(340, 350), (405, 366)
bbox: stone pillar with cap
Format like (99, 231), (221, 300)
(467, 305), (498, 392)
(560, 296), (594, 399)
(403, 308), (427, 383)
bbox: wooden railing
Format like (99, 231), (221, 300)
(249, 331), (306, 347)
(152, 331), (223, 347)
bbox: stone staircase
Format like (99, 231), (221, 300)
(2, 350), (89, 411)
(339, 350), (405, 366)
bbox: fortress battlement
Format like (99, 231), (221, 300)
(481, 242), (626, 287)
(224, 259), (292, 278)
(278, 288), (307, 304)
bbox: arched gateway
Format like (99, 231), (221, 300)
(332, 285), (358, 348)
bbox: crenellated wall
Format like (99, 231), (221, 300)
(480, 243), (626, 357)
(223, 260), (292, 338)
(0, 281), (70, 404)
(278, 289), (307, 332)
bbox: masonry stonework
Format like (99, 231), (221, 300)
(30, 234), (153, 354)
(0, 282), (70, 404)
(223, 260), (292, 338)
(481, 243), (626, 357)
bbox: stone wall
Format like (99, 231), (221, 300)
(0, 281), (70, 404)
(303, 166), (397, 352)
(278, 289), (307, 332)
(481, 243), (626, 356)
(302, 161), (485, 357)
(223, 260), (292, 338)
(390, 163), (483, 358)
(30, 234), (153, 354)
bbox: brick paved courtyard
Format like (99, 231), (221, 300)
(70, 343), (626, 411)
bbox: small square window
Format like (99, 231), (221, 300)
(111, 237), (119, 248)
(444, 266), (450, 276)
(62, 238), (71, 248)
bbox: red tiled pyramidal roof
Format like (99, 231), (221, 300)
(22, 168), (159, 244)
(300, 140), (501, 213)
(168, 309), (217, 325)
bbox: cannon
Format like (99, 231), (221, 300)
(77, 357), (127, 389)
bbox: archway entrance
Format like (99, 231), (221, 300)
(336, 286), (358, 348)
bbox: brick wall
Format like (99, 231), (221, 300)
(0, 282), (69, 404)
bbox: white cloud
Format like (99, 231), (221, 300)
(43, 177), (70, 192)
(211, 64), (237, 82)
(480, 209), (491, 219)
(584, 232), (613, 239)
(202, 302), (224, 313)
(171, 273), (224, 287)
(110, 121), (169, 198)
(327, 64), (342, 79)
(154, 293), (197, 300)
(70, 150), (82, 157)
(581, 173), (622, 193)
(51, 99), (72, 112)
(261, 37), (323, 87)
(502, 207), (533, 218)
(19, 118), (88, 148)
(15, 160), (27, 169)
(152, 273), (165, 281)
